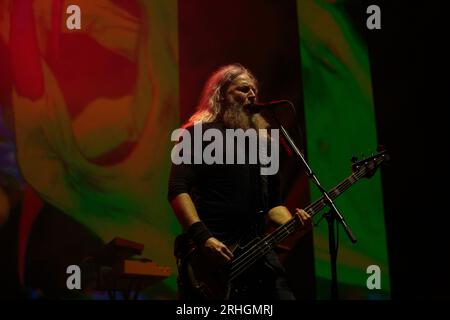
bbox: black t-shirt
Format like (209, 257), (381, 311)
(168, 122), (282, 243)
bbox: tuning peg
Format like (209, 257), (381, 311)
(351, 156), (358, 163)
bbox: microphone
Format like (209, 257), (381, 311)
(246, 100), (290, 112)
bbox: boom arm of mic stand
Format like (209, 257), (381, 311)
(277, 124), (357, 244)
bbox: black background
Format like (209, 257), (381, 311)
(365, 0), (449, 299)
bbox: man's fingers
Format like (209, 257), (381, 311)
(296, 208), (311, 219)
(220, 246), (234, 261)
(209, 239), (233, 262)
(223, 246), (233, 258)
(220, 252), (232, 262)
(295, 208), (312, 228)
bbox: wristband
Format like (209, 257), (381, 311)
(187, 221), (213, 246)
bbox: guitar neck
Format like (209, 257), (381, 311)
(229, 172), (362, 281)
(305, 173), (360, 218)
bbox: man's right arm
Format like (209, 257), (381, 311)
(170, 193), (201, 230)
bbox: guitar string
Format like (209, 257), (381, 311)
(229, 156), (385, 279)
(229, 154), (386, 280)
(229, 220), (299, 281)
(228, 164), (375, 281)
(228, 171), (363, 280)
(229, 190), (337, 281)
(230, 199), (342, 279)
(230, 173), (357, 270)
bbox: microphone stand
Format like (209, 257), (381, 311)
(270, 109), (357, 300)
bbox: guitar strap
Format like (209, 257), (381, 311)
(254, 133), (271, 236)
(235, 149), (270, 246)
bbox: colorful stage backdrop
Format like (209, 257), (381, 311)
(0, 0), (389, 299)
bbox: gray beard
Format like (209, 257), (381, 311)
(221, 103), (269, 131)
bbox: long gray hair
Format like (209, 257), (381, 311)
(183, 64), (258, 128)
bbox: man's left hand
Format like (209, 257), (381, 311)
(295, 208), (312, 230)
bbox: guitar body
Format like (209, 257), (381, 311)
(178, 246), (232, 300)
(177, 237), (259, 300)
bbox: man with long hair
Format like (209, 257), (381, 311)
(168, 64), (310, 299)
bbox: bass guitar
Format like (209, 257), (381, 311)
(177, 150), (389, 299)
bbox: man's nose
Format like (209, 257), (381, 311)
(247, 89), (256, 102)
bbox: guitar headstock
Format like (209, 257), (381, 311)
(351, 149), (390, 179)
